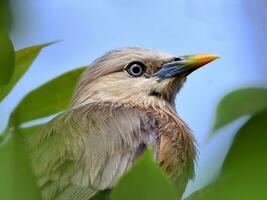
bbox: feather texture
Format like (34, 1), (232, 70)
(29, 102), (195, 200)
(29, 47), (199, 199)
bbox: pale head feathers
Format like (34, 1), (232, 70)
(72, 47), (186, 110)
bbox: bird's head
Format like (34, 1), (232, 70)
(73, 47), (218, 109)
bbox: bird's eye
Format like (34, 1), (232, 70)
(173, 57), (182, 61)
(126, 62), (146, 77)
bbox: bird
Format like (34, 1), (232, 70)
(29, 47), (218, 200)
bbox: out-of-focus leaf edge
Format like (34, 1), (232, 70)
(0, 41), (58, 102)
(8, 66), (86, 128)
(209, 87), (267, 138)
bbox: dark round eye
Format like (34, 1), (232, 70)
(126, 62), (146, 77)
(173, 57), (182, 61)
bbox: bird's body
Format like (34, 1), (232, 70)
(29, 47), (217, 200)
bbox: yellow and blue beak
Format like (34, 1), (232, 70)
(153, 54), (219, 80)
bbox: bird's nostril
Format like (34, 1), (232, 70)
(173, 57), (182, 62)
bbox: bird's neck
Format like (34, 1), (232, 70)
(147, 105), (196, 180)
(71, 100), (196, 181)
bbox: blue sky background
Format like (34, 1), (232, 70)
(1, 0), (267, 197)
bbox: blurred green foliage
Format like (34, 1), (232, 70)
(110, 150), (177, 200)
(185, 88), (267, 200)
(0, 41), (57, 200)
(187, 109), (267, 200)
(0, 33), (267, 200)
(0, 42), (54, 102)
(9, 67), (86, 127)
(0, 32), (14, 86)
(0, 132), (41, 200)
(0, 0), (11, 31)
(212, 88), (267, 133)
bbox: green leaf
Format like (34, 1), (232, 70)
(91, 190), (111, 200)
(0, 42), (54, 101)
(111, 150), (177, 200)
(0, 32), (15, 86)
(0, 131), (41, 200)
(0, 0), (11, 31)
(184, 181), (219, 200)
(9, 67), (86, 127)
(212, 88), (267, 132)
(186, 109), (267, 200)
(1, 125), (42, 142)
(19, 125), (42, 138)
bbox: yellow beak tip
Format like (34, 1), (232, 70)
(191, 54), (219, 68)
